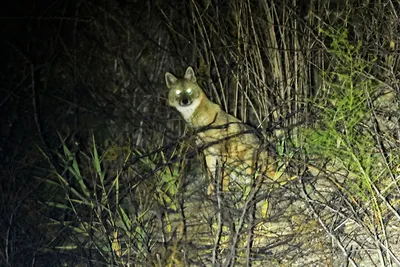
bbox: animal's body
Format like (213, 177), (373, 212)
(166, 67), (276, 191)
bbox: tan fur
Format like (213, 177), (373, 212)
(166, 67), (276, 192)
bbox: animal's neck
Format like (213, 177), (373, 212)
(188, 98), (220, 128)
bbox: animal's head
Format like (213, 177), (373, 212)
(165, 67), (206, 121)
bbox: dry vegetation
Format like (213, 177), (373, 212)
(0, 0), (399, 266)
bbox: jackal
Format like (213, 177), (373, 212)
(165, 67), (277, 192)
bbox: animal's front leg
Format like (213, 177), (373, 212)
(205, 153), (229, 194)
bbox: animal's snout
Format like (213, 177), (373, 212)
(180, 98), (191, 106)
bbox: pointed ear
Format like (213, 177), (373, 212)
(184, 66), (196, 83)
(165, 72), (178, 88)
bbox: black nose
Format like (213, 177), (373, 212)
(180, 98), (191, 106)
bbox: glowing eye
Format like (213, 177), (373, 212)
(176, 90), (181, 95)
(186, 88), (192, 94)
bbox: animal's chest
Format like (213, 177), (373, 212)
(198, 123), (243, 154)
(197, 126), (259, 182)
